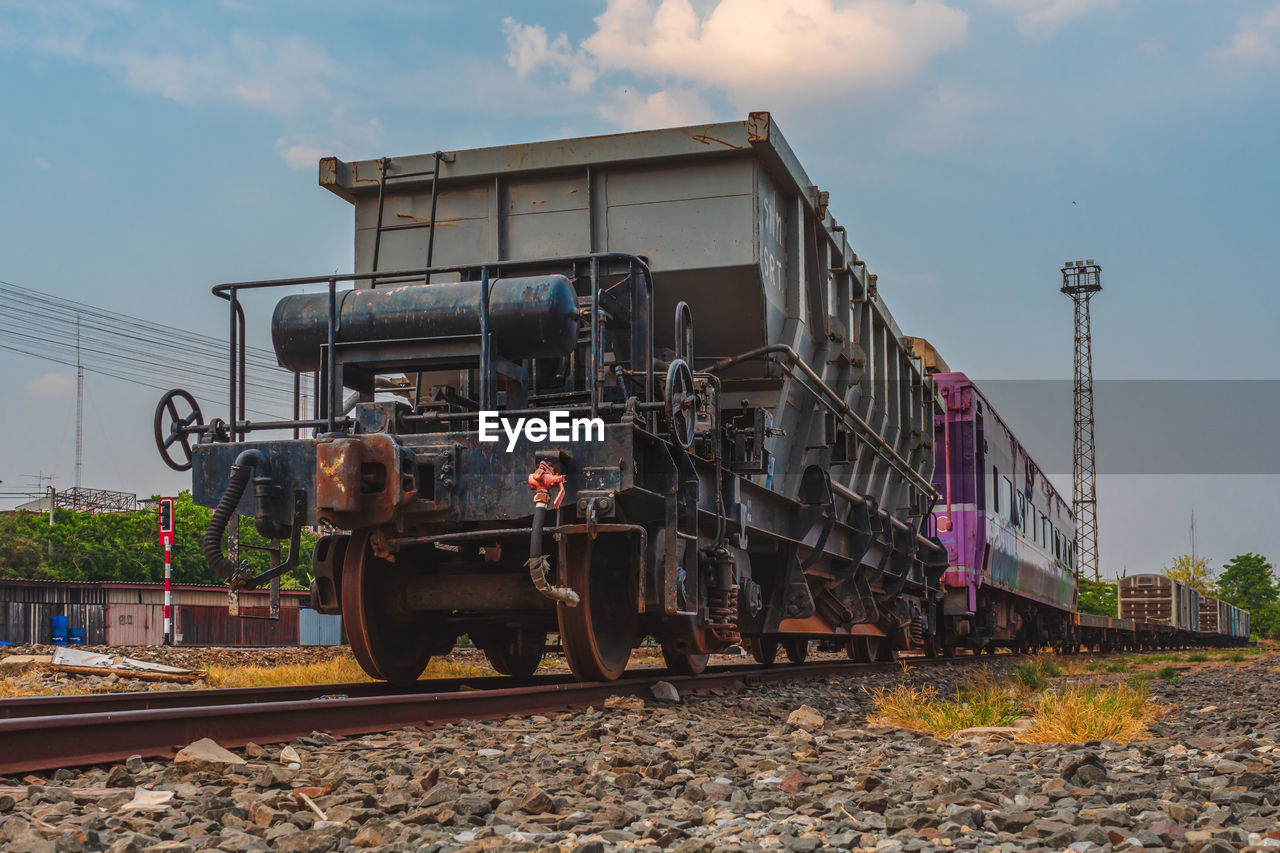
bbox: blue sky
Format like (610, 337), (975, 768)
(1, 0), (1277, 578)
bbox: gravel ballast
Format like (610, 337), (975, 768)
(1, 650), (1277, 852)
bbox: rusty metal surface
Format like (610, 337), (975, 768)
(315, 433), (403, 529)
(178, 604), (298, 646)
(0, 658), (970, 774)
(0, 676), (525, 720)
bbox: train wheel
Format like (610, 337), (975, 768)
(661, 641), (709, 675)
(942, 644), (957, 658)
(481, 630), (546, 680)
(557, 534), (638, 681)
(746, 637), (779, 666)
(342, 531), (444, 686)
(924, 636), (940, 658)
(783, 638), (809, 664)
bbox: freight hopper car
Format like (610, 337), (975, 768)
(154, 113), (948, 684)
(926, 368), (1081, 653)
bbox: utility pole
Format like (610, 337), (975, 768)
(75, 314), (84, 488)
(1061, 260), (1102, 581)
(1190, 509), (1197, 563)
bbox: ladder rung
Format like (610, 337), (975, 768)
(377, 220), (436, 233)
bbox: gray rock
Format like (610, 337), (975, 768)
(651, 681), (680, 703)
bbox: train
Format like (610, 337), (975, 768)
(153, 113), (1247, 683)
(914, 352), (1249, 652)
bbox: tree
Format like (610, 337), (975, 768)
(1216, 553), (1278, 615)
(1164, 554), (1216, 595)
(1250, 602), (1280, 636)
(0, 491), (313, 588)
(1078, 576), (1118, 617)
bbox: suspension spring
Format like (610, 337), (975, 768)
(708, 585), (740, 644)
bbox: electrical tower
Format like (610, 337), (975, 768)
(1061, 260), (1101, 580)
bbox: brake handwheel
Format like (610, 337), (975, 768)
(664, 359), (696, 450)
(154, 389), (203, 471)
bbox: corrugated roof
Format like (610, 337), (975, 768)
(0, 578), (308, 595)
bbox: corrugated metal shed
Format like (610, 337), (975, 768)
(2, 580), (309, 646)
(299, 608), (343, 646)
(0, 581), (108, 645)
(179, 605), (299, 646)
(106, 603), (166, 646)
(100, 584), (306, 608)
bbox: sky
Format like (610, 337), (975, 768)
(1, 0), (1277, 579)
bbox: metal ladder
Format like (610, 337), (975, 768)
(370, 150), (454, 286)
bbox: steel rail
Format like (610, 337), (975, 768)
(0, 657), (978, 774)
(0, 674), (547, 721)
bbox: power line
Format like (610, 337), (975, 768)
(0, 277), (301, 419)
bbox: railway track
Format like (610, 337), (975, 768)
(0, 656), (982, 774)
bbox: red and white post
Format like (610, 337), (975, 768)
(158, 497), (175, 646)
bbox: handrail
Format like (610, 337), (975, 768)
(209, 253), (656, 440)
(209, 252), (654, 296)
(705, 344), (939, 500)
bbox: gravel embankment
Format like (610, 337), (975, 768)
(1, 652), (1277, 852)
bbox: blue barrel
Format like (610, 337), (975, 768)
(69, 628), (85, 645)
(51, 614), (68, 644)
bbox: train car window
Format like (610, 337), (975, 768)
(1016, 493), (1026, 531)
(992, 466), (999, 512)
(1002, 477), (1015, 524)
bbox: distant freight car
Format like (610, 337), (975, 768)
(1199, 594), (1223, 634)
(1119, 574), (1199, 633)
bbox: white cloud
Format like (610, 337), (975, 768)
(2, 4), (386, 166)
(8, 4), (344, 118)
(506, 0), (969, 125)
(503, 20), (597, 93)
(26, 372), (77, 399)
(984, 0), (1116, 38)
(86, 33), (342, 117)
(1214, 2), (1280, 66)
(273, 118), (383, 170)
(275, 142), (327, 171)
(596, 86), (716, 130)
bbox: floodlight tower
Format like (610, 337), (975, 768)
(1061, 260), (1101, 581)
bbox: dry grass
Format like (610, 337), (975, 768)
(205, 654), (490, 688)
(1022, 683), (1158, 743)
(870, 659), (1161, 743)
(866, 670), (1024, 737)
